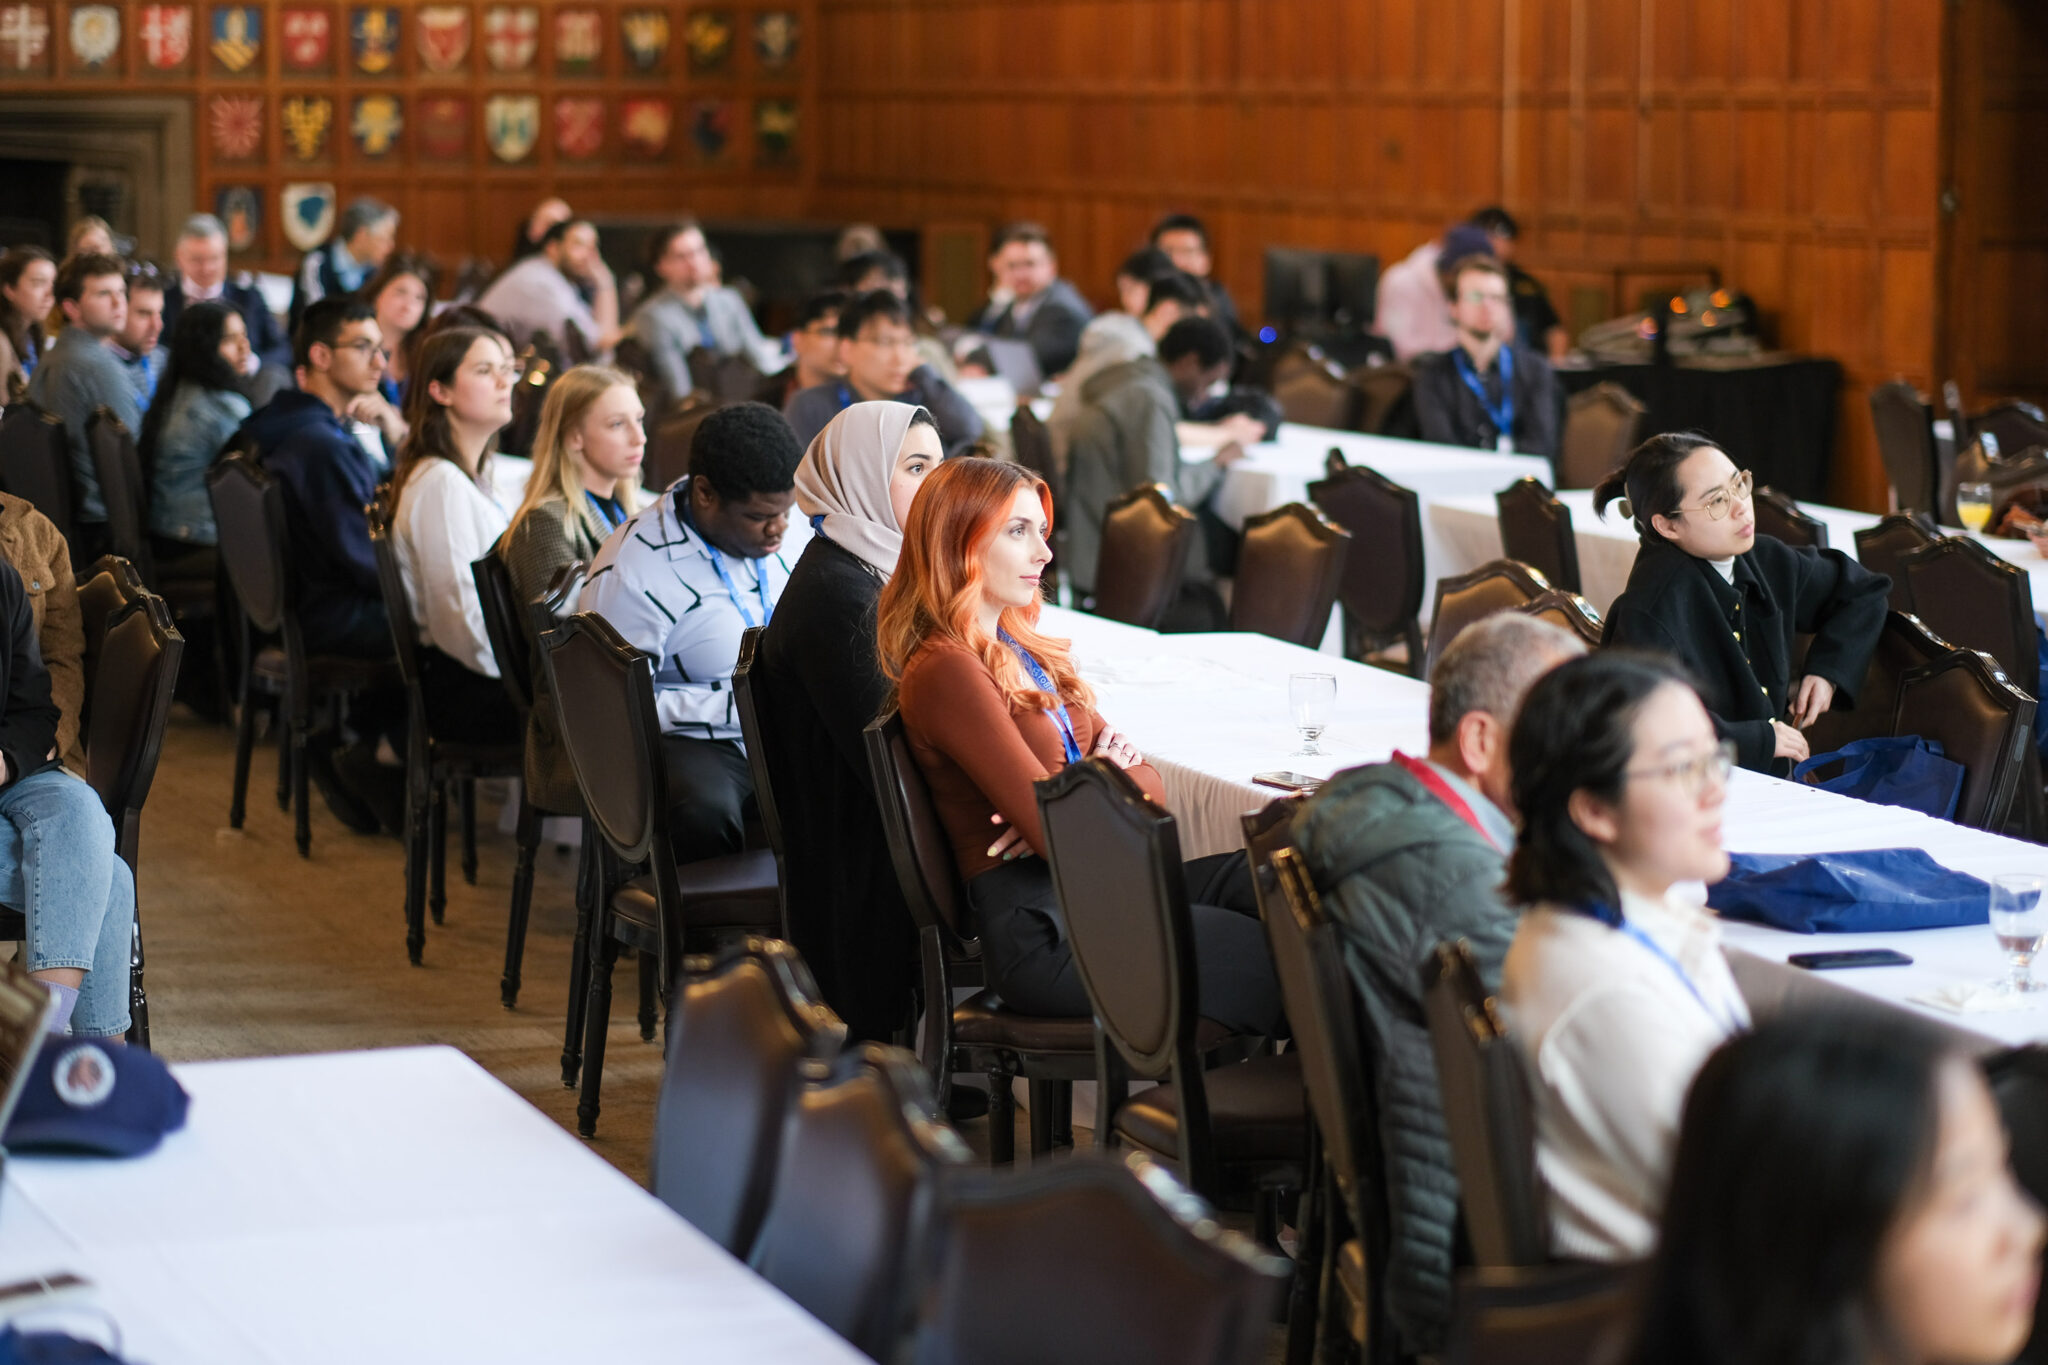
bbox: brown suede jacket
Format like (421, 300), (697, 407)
(0, 492), (84, 771)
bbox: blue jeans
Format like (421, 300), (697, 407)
(8, 767), (134, 1037)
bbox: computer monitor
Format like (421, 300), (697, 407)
(1324, 251), (1380, 331)
(1262, 247), (1329, 332)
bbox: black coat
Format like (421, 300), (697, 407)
(1411, 342), (1562, 460)
(1603, 535), (1891, 774)
(755, 535), (916, 1041)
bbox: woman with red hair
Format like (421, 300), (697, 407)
(877, 456), (1280, 1028)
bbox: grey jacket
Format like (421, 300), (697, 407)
(1062, 357), (1223, 596)
(27, 326), (141, 524)
(1292, 759), (1517, 1356)
(498, 496), (606, 814)
(629, 286), (768, 403)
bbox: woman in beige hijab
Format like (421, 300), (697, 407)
(753, 401), (942, 1041)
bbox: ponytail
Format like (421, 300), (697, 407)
(1592, 431), (1721, 546)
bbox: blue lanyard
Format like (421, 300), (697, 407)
(585, 491), (625, 531)
(998, 626), (1081, 763)
(1453, 345), (1515, 442)
(835, 381), (856, 411)
(704, 542), (771, 629)
(1617, 919), (1743, 1037)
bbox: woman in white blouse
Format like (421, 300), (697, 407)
(390, 325), (521, 745)
(1498, 650), (1749, 1263)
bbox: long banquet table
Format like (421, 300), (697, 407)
(1427, 486), (2048, 626)
(1046, 605), (2048, 1048)
(0, 1046), (866, 1365)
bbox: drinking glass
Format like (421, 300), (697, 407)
(1991, 873), (2048, 994)
(1958, 481), (1994, 533)
(1289, 672), (1336, 757)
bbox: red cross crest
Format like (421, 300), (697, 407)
(483, 5), (535, 71)
(138, 4), (191, 68)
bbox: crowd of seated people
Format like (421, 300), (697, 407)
(10, 197), (2037, 1365)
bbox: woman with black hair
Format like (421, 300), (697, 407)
(1500, 650), (1749, 1262)
(137, 299), (251, 564)
(1627, 1010), (2043, 1365)
(0, 246), (54, 402)
(1594, 432), (1889, 774)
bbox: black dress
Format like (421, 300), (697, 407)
(755, 534), (917, 1041)
(1602, 535), (1890, 774)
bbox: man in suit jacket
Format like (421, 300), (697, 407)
(968, 222), (1094, 379)
(161, 213), (292, 376)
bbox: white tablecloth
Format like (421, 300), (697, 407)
(1045, 604), (2048, 1046)
(0, 1046), (865, 1365)
(1427, 487), (2048, 627)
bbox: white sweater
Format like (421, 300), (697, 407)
(393, 456), (510, 677)
(1499, 888), (1750, 1262)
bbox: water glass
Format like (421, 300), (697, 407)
(1289, 672), (1336, 757)
(1958, 481), (1994, 533)
(1991, 873), (2048, 994)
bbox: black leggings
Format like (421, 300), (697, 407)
(418, 646), (521, 746)
(965, 852), (1283, 1036)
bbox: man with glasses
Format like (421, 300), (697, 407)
(234, 299), (408, 832)
(112, 263), (169, 411)
(783, 289), (983, 456)
(1598, 432), (1889, 774)
(756, 288), (847, 410)
(1411, 254), (1563, 460)
(1290, 612), (1584, 1356)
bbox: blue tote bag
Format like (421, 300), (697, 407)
(1707, 848), (1991, 933)
(1791, 736), (1964, 822)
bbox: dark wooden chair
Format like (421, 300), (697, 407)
(1557, 382), (1644, 490)
(76, 554), (145, 744)
(1275, 350), (1362, 430)
(1309, 462), (1427, 674)
(1494, 477), (1580, 594)
(1425, 560), (1552, 680)
(1421, 941), (1640, 1365)
(1900, 536), (2038, 701)
(1803, 611), (1958, 755)
(1965, 400), (2048, 461)
(1036, 759), (1305, 1222)
(643, 395), (720, 491)
(1515, 587), (1605, 649)
(863, 709), (1097, 1163)
(1228, 502), (1349, 647)
(1347, 362), (1415, 437)
(689, 347), (767, 403)
(1893, 649), (2036, 833)
(650, 937), (847, 1256)
(1753, 485), (1828, 549)
(730, 627), (790, 929)
(1092, 483), (1197, 630)
(0, 590), (184, 1050)
(1243, 801), (1390, 1365)
(0, 400), (76, 548)
(367, 495), (524, 966)
(1853, 512), (1940, 614)
(750, 1042), (969, 1360)
(499, 343), (558, 458)
(472, 549), (588, 1009)
(1870, 381), (1942, 516)
(538, 610), (781, 1137)
(206, 455), (398, 857)
(912, 1151), (1290, 1365)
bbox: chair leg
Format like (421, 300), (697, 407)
(230, 679), (257, 829)
(124, 917), (150, 1051)
(561, 835), (596, 1087)
(986, 1061), (1016, 1166)
(403, 762), (431, 966)
(637, 949), (658, 1042)
(1283, 1142), (1327, 1365)
(1027, 1077), (1055, 1157)
(459, 777), (478, 886)
(1051, 1080), (1074, 1149)
(428, 778), (447, 926)
(290, 719), (311, 858)
(916, 925), (951, 1111)
(577, 930), (620, 1138)
(274, 693), (291, 811)
(1404, 621), (1425, 680)
(501, 793), (539, 1009)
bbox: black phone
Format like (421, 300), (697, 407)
(1252, 771), (1322, 793)
(1787, 949), (1915, 971)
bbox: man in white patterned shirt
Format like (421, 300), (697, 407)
(580, 402), (803, 861)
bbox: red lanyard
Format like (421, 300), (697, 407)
(1392, 752), (1502, 852)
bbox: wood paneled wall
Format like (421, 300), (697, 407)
(811, 0), (1957, 510)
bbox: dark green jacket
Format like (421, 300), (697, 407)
(1293, 759), (1516, 1356)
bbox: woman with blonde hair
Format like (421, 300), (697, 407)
(497, 363), (645, 811)
(875, 455), (1280, 1028)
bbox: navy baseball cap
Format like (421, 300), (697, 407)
(1440, 224), (1497, 265)
(2, 1039), (189, 1156)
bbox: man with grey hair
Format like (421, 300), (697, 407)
(1288, 611), (1583, 1359)
(289, 196), (399, 334)
(163, 212), (292, 374)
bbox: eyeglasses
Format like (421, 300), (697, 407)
(476, 362), (522, 381)
(329, 338), (392, 362)
(1672, 469), (1754, 522)
(1625, 740), (1736, 798)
